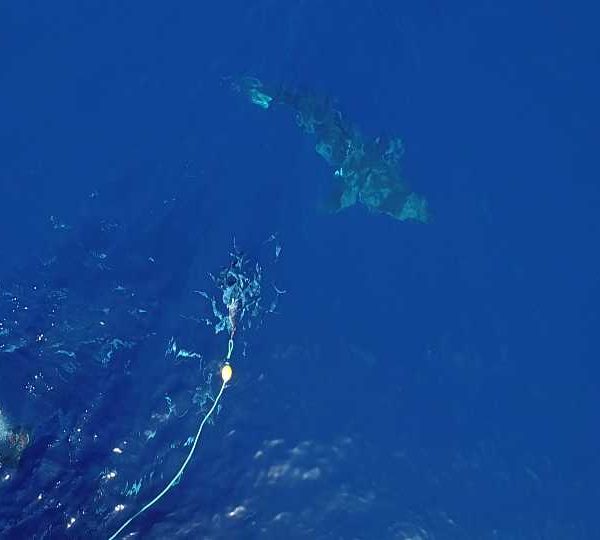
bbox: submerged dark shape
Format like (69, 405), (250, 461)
(0, 416), (31, 468)
(231, 76), (429, 223)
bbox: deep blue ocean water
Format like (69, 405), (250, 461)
(1, 1), (598, 538)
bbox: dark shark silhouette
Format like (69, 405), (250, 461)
(232, 77), (429, 223)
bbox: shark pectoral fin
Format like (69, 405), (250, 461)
(319, 181), (359, 214)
